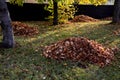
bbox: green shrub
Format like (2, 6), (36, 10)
(45, 2), (76, 24)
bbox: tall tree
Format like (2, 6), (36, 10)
(112, 0), (120, 24)
(50, 0), (75, 25)
(43, 0), (75, 25)
(0, 0), (15, 48)
(53, 0), (58, 25)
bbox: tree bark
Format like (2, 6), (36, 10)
(53, 0), (58, 25)
(0, 0), (15, 48)
(112, 0), (120, 24)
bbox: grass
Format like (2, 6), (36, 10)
(0, 21), (120, 80)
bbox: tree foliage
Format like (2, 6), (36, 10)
(9, 0), (108, 6)
(75, 0), (107, 5)
(44, 0), (76, 23)
(9, 0), (24, 6)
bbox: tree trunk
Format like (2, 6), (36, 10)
(53, 0), (58, 25)
(112, 0), (120, 24)
(0, 0), (15, 48)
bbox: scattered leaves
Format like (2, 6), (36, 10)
(43, 37), (114, 67)
(113, 29), (120, 36)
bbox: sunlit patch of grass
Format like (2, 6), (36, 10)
(0, 21), (120, 80)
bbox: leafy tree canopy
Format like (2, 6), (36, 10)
(9, 0), (108, 6)
(9, 0), (24, 6)
(75, 0), (107, 5)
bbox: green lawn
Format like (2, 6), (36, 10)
(0, 21), (120, 80)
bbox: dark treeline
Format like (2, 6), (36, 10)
(7, 3), (114, 21)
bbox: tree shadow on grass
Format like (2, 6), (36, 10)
(29, 21), (120, 48)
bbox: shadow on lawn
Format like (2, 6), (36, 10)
(30, 21), (120, 48)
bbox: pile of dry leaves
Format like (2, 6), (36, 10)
(43, 37), (114, 67)
(12, 21), (39, 36)
(71, 15), (99, 22)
